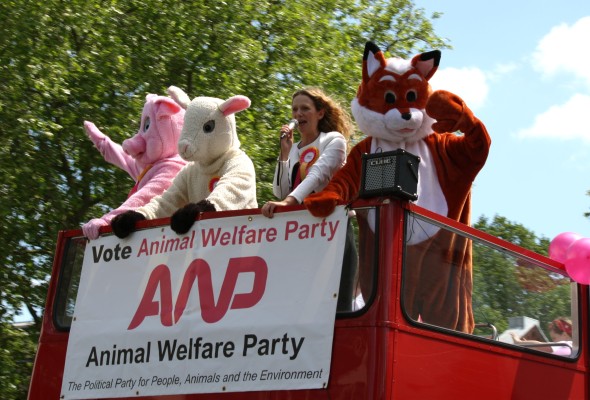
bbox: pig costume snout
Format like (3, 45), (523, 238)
(122, 134), (145, 159)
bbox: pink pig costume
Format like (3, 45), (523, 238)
(82, 94), (187, 239)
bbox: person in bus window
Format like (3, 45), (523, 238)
(511, 317), (573, 355)
(260, 87), (358, 310)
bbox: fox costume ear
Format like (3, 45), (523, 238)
(363, 41), (388, 81)
(362, 41), (441, 81)
(411, 50), (441, 81)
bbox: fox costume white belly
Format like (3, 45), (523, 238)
(305, 42), (491, 333)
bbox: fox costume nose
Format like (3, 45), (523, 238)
(401, 112), (412, 121)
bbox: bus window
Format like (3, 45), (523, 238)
(337, 207), (378, 314)
(402, 211), (577, 358)
(53, 236), (86, 330)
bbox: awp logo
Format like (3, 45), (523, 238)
(128, 256), (268, 329)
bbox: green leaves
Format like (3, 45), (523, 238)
(0, 322), (37, 399)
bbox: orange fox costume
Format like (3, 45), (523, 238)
(304, 42), (491, 333)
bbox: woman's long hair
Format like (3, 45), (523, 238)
(292, 87), (355, 143)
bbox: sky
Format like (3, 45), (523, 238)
(415, 0), (590, 240)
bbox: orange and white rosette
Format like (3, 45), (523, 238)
(298, 147), (319, 180)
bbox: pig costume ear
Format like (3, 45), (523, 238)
(154, 97), (183, 120)
(219, 95), (250, 116)
(167, 85), (191, 109)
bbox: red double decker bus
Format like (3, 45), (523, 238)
(28, 198), (588, 399)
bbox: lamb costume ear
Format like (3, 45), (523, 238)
(219, 95), (250, 116)
(167, 85), (191, 109)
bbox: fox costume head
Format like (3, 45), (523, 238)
(351, 41), (441, 144)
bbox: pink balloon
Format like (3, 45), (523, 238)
(565, 238), (590, 285)
(549, 232), (582, 263)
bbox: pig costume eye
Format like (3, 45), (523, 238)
(203, 120), (215, 133)
(143, 117), (151, 132)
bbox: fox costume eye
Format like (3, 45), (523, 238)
(384, 91), (396, 104)
(406, 90), (418, 102)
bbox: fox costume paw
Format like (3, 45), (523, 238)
(303, 191), (341, 218)
(426, 90), (477, 134)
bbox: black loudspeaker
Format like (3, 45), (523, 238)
(359, 149), (420, 201)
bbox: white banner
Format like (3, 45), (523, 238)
(61, 207), (348, 399)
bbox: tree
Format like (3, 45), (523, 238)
(0, 322), (36, 399)
(0, 0), (447, 397)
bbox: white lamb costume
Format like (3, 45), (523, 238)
(134, 88), (257, 221)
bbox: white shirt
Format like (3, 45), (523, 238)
(273, 131), (346, 203)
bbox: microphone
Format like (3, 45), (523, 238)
(280, 119), (299, 139)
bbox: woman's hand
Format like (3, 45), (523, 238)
(279, 124), (295, 159)
(261, 196), (298, 218)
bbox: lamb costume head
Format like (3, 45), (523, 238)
(110, 86), (258, 238)
(171, 86), (245, 166)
